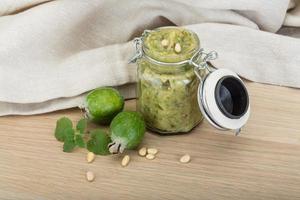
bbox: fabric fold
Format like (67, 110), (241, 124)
(0, 0), (299, 116)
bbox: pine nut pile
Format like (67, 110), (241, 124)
(85, 148), (191, 182)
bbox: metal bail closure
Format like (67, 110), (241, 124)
(197, 68), (250, 135)
(129, 37), (143, 64)
(129, 30), (152, 64)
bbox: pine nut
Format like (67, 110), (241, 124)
(138, 147), (147, 157)
(161, 39), (169, 47)
(146, 153), (155, 160)
(121, 155), (130, 167)
(180, 154), (191, 163)
(86, 171), (95, 182)
(174, 43), (181, 53)
(87, 152), (95, 163)
(147, 148), (158, 155)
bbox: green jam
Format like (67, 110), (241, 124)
(143, 27), (199, 63)
(136, 27), (204, 134)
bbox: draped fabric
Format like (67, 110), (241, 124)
(0, 0), (299, 115)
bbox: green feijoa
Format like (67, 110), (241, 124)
(108, 111), (146, 154)
(87, 129), (111, 155)
(84, 87), (124, 125)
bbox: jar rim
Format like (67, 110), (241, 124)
(141, 26), (200, 66)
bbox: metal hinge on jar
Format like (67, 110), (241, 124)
(129, 30), (152, 64)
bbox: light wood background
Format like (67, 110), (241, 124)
(1, 82), (300, 200)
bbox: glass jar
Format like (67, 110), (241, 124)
(130, 27), (251, 135)
(133, 27), (205, 134)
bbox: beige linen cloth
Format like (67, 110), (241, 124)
(0, 0), (300, 115)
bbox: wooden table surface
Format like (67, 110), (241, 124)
(1, 82), (300, 200)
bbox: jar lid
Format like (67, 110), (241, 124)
(198, 68), (250, 134)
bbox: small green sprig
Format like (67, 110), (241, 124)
(55, 117), (87, 152)
(54, 117), (111, 154)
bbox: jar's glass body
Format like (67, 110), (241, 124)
(136, 27), (204, 134)
(137, 59), (203, 134)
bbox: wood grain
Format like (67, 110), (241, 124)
(0, 82), (300, 200)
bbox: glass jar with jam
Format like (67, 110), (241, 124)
(131, 27), (204, 134)
(130, 26), (250, 135)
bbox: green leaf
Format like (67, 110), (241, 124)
(63, 128), (76, 152)
(87, 129), (111, 155)
(63, 140), (76, 152)
(75, 135), (85, 148)
(55, 117), (73, 142)
(64, 127), (75, 141)
(76, 118), (87, 135)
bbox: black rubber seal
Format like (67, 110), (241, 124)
(215, 76), (249, 119)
